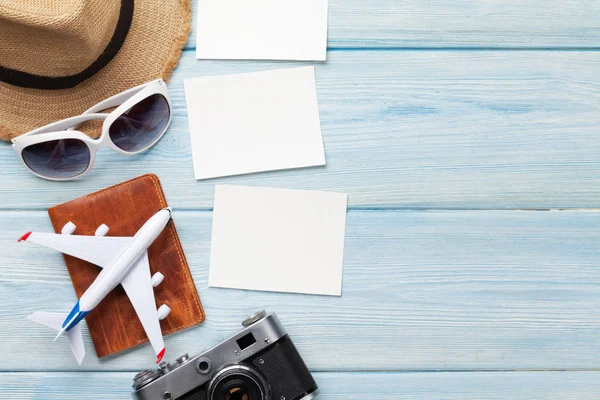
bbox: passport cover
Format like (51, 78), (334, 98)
(47, 174), (205, 358)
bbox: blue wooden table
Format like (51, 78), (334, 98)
(1, 1), (600, 398)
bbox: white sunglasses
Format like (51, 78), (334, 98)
(12, 79), (171, 181)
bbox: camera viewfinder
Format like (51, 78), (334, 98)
(236, 332), (257, 350)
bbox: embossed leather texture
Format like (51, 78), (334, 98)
(47, 174), (205, 358)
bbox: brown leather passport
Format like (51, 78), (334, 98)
(47, 174), (205, 358)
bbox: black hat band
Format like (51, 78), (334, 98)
(0, 0), (134, 90)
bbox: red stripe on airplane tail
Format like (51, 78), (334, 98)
(18, 232), (32, 242)
(156, 348), (166, 364)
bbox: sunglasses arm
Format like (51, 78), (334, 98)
(13, 113), (109, 142)
(82, 79), (164, 115)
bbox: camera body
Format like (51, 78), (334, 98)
(132, 311), (318, 400)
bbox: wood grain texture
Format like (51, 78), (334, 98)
(187, 0), (600, 49)
(2, 2), (600, 396)
(2, 371), (600, 399)
(0, 0), (598, 397)
(1, 50), (599, 210)
(1, 210), (598, 371)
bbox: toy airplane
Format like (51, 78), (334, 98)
(19, 208), (173, 365)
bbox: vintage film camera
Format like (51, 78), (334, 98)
(132, 311), (319, 400)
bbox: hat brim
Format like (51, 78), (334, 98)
(0, 0), (191, 141)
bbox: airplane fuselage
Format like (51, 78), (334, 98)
(62, 208), (171, 331)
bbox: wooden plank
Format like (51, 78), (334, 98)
(187, 0), (600, 49)
(2, 371), (600, 399)
(1, 51), (600, 209)
(1, 210), (599, 371)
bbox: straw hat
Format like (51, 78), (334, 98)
(0, 0), (191, 141)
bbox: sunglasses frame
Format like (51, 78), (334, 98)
(11, 79), (171, 181)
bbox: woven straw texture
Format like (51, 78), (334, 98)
(1, 0), (120, 77)
(0, 0), (191, 141)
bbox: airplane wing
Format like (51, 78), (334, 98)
(19, 232), (132, 268)
(120, 251), (166, 363)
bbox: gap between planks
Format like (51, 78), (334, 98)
(183, 47), (600, 52)
(2, 369), (600, 374)
(1, 208), (599, 213)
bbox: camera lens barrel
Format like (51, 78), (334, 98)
(208, 365), (269, 400)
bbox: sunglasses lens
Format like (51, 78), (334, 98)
(22, 139), (91, 179)
(109, 94), (170, 152)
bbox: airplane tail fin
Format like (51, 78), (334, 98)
(27, 311), (86, 365)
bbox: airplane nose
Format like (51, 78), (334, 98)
(164, 207), (172, 216)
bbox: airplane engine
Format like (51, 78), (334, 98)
(151, 272), (164, 287)
(94, 224), (109, 237)
(157, 304), (171, 320)
(61, 222), (76, 235)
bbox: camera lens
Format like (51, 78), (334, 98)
(224, 384), (252, 400)
(208, 366), (268, 400)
